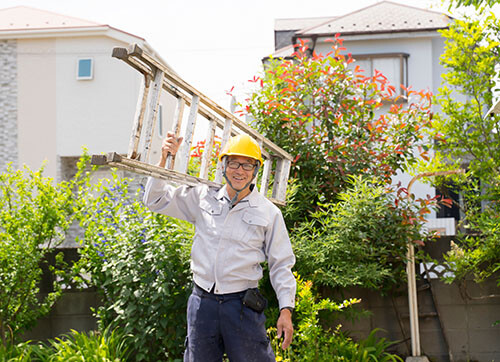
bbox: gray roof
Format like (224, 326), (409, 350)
(297, 1), (451, 36)
(0, 5), (145, 40)
(0, 6), (100, 31)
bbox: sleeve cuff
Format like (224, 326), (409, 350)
(278, 295), (295, 310)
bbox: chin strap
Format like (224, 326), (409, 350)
(222, 158), (260, 207)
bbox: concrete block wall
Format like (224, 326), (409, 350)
(26, 270), (500, 361)
(0, 39), (18, 172)
(329, 238), (500, 361)
(22, 291), (99, 342)
(56, 156), (147, 248)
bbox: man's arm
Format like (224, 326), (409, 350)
(277, 308), (293, 349)
(265, 208), (296, 349)
(143, 131), (198, 222)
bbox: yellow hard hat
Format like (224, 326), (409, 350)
(219, 134), (264, 165)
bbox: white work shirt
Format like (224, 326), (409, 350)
(143, 177), (296, 309)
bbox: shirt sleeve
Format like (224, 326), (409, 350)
(142, 177), (199, 223)
(265, 209), (296, 310)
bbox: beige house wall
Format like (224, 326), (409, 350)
(17, 38), (57, 178)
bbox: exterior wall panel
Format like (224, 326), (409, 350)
(0, 40), (18, 172)
(17, 38), (57, 177)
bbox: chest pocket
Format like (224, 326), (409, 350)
(199, 199), (223, 235)
(200, 199), (222, 215)
(233, 212), (268, 247)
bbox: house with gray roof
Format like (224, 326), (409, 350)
(269, 3), (500, 361)
(0, 6), (173, 181)
(271, 1), (456, 233)
(273, 1), (451, 100)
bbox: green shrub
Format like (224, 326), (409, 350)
(268, 275), (402, 361)
(0, 340), (44, 362)
(43, 328), (130, 361)
(76, 173), (193, 361)
(293, 176), (435, 291)
(0, 328), (129, 361)
(0, 156), (91, 348)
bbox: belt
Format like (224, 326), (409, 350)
(193, 283), (248, 299)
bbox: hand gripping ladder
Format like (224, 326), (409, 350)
(91, 43), (292, 206)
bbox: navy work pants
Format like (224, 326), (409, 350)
(183, 284), (275, 362)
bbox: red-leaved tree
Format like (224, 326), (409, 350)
(245, 37), (435, 224)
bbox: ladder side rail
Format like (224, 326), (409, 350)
(176, 95), (200, 174)
(272, 159), (284, 200)
(112, 47), (152, 78)
(199, 119), (216, 179)
(254, 139), (264, 190)
(102, 156), (286, 207)
(214, 118), (233, 183)
(166, 97), (185, 170)
(274, 159), (290, 202)
(127, 44), (292, 161)
(259, 158), (272, 196)
(140, 68), (164, 163)
(128, 75), (150, 159)
(104, 153), (221, 188)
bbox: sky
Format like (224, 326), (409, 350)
(1, 0), (455, 108)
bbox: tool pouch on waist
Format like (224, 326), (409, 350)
(242, 289), (267, 313)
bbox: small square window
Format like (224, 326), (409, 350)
(77, 58), (93, 80)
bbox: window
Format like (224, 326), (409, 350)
(350, 53), (408, 98)
(77, 58), (93, 80)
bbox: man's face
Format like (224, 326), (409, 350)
(225, 155), (257, 192)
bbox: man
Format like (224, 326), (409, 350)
(143, 131), (296, 361)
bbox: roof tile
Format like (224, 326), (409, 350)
(0, 6), (102, 31)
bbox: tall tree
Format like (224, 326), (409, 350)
(447, 0), (500, 9)
(245, 38), (434, 225)
(431, 13), (500, 285)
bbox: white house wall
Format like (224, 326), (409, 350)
(55, 36), (142, 159)
(431, 36), (446, 105)
(315, 35), (441, 217)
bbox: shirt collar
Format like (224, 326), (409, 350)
(244, 185), (260, 208)
(216, 185), (230, 202)
(215, 184), (260, 208)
